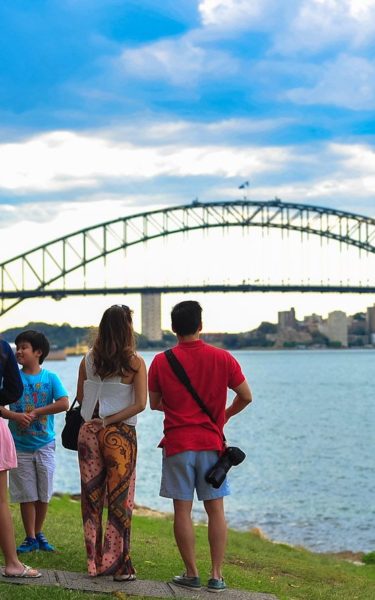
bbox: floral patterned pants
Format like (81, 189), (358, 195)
(78, 421), (137, 576)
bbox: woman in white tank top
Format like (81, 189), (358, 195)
(75, 305), (147, 580)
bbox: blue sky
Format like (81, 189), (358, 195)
(1, 0), (375, 330)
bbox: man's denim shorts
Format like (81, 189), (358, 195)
(160, 449), (230, 501)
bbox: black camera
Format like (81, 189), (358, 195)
(205, 446), (246, 489)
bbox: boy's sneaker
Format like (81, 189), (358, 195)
(207, 577), (226, 592)
(16, 537), (39, 553)
(36, 532), (55, 552)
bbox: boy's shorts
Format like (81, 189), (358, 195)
(9, 441), (55, 503)
(160, 450), (231, 501)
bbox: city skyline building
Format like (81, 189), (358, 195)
(303, 313), (323, 334)
(326, 310), (348, 347)
(278, 307), (297, 331)
(366, 304), (375, 345)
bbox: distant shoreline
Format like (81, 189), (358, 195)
(136, 346), (375, 353)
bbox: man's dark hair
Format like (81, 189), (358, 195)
(15, 330), (50, 364)
(171, 301), (202, 336)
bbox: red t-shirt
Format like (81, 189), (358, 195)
(148, 340), (245, 456)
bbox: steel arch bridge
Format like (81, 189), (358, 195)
(1, 199), (375, 317)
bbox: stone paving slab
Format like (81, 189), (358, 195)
(0, 569), (279, 600)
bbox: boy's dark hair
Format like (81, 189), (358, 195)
(15, 330), (50, 364)
(171, 301), (202, 336)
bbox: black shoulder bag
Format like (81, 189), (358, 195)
(164, 349), (246, 489)
(61, 397), (83, 451)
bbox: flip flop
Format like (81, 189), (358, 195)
(2, 564), (41, 578)
(113, 573), (136, 582)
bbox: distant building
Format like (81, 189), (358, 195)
(367, 304), (375, 332)
(303, 313), (323, 334)
(366, 304), (375, 345)
(141, 293), (162, 342)
(327, 310), (348, 347)
(278, 307), (297, 331)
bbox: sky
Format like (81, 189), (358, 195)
(1, 0), (375, 333)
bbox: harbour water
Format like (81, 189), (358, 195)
(51, 349), (374, 553)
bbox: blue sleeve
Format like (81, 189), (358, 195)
(49, 372), (68, 401)
(0, 340), (23, 406)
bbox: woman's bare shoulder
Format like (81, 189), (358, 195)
(129, 352), (145, 371)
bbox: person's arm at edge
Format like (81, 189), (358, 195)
(0, 404), (33, 427)
(0, 343), (23, 406)
(0, 346), (29, 424)
(225, 379), (252, 423)
(103, 355), (147, 427)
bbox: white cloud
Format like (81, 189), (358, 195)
(285, 54), (375, 109)
(198, 0), (375, 52)
(275, 0), (375, 54)
(331, 142), (375, 173)
(1, 128), (375, 230)
(118, 35), (238, 87)
(103, 117), (294, 145)
(198, 0), (278, 29)
(198, 0), (292, 34)
(0, 129), (294, 193)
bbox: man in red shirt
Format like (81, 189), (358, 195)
(148, 300), (252, 592)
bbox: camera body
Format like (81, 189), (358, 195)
(205, 446), (246, 489)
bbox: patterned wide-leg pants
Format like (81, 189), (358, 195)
(78, 421), (137, 576)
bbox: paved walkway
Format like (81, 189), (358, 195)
(0, 569), (279, 599)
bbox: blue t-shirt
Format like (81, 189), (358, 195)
(8, 368), (68, 452)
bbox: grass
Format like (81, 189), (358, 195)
(0, 495), (374, 600)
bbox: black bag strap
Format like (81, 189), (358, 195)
(164, 349), (226, 443)
(67, 397), (80, 412)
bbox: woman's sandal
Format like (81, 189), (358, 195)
(2, 564), (41, 578)
(113, 573), (136, 582)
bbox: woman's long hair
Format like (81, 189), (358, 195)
(92, 305), (136, 379)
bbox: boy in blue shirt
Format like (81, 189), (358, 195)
(2, 330), (69, 553)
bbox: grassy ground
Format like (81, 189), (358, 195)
(0, 495), (374, 600)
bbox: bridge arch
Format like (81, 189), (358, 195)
(1, 199), (374, 317)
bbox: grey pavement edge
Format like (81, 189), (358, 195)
(0, 568), (279, 600)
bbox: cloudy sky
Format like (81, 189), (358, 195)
(1, 0), (374, 332)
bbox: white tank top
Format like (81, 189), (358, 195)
(81, 350), (137, 426)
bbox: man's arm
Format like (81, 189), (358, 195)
(149, 390), (163, 411)
(225, 380), (252, 423)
